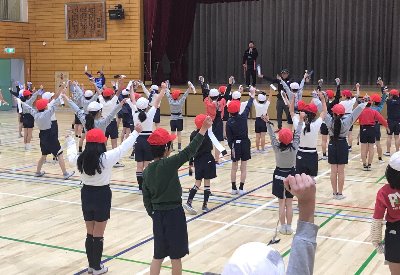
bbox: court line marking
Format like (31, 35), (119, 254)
(354, 250), (377, 275)
(0, 235), (202, 274)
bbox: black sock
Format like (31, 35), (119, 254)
(231, 182), (237, 190)
(323, 153), (327, 156)
(79, 146), (82, 152)
(72, 124), (75, 129)
(379, 157), (382, 160)
(239, 182), (244, 190)
(178, 143), (182, 150)
(187, 185), (199, 204)
(92, 237), (104, 271)
(78, 136), (81, 139)
(85, 234), (94, 268)
(136, 172), (143, 190)
(75, 135), (78, 138)
(203, 186), (211, 206)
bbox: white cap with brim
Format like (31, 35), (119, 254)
(389, 151), (400, 171)
(122, 89), (130, 96)
(222, 242), (285, 275)
(209, 89), (219, 97)
(136, 97), (149, 110)
(84, 90), (94, 97)
(87, 101), (103, 112)
(151, 85), (159, 91)
(290, 82), (300, 90)
(258, 94), (267, 101)
(232, 91), (241, 100)
(42, 92), (55, 100)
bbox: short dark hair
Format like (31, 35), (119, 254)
(150, 142), (172, 158)
(386, 165), (400, 189)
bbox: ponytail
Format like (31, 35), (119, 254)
(333, 114), (343, 139)
(85, 111), (98, 131)
(303, 112), (316, 135)
(138, 109), (147, 122)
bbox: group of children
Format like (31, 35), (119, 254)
(2, 67), (400, 274)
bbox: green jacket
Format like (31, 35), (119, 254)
(142, 133), (204, 216)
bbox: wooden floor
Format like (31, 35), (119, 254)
(0, 109), (393, 275)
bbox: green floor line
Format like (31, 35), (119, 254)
(375, 175), (386, 184)
(0, 186), (78, 211)
(0, 235), (202, 274)
(354, 250), (377, 275)
(282, 210), (342, 258)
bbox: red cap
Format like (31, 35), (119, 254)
(390, 89), (399, 96)
(134, 92), (141, 100)
(341, 90), (352, 98)
(297, 100), (306, 111)
(86, 128), (107, 143)
(172, 90), (181, 100)
(278, 128), (293, 145)
(332, 104), (345, 115)
(227, 100), (240, 113)
(147, 128), (177, 146)
(326, 90), (334, 99)
(35, 99), (49, 111)
(370, 93), (381, 103)
(102, 88), (114, 97)
(195, 114), (207, 129)
(304, 103), (318, 114)
(23, 90), (32, 97)
(219, 86), (227, 94)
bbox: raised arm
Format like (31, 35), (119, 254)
(21, 102), (37, 116)
(319, 92), (328, 120)
(98, 100), (124, 130)
(292, 115), (304, 150)
(265, 117), (280, 147)
(241, 87), (255, 118)
(9, 87), (19, 98)
(25, 92), (39, 106)
(140, 82), (150, 97)
(289, 95), (295, 118)
(179, 87), (191, 104)
(64, 95), (86, 125)
(152, 83), (166, 108)
(344, 102), (367, 126)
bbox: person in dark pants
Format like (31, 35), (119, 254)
(242, 41), (258, 87)
(259, 69), (294, 131)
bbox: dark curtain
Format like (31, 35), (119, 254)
(166, 0), (197, 84)
(143, 0), (157, 80)
(188, 0), (400, 85)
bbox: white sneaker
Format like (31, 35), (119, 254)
(183, 203), (197, 215)
(93, 265), (108, 275)
(336, 194), (346, 200)
(88, 264), (105, 274)
(322, 155), (328, 160)
(34, 171), (45, 177)
(138, 190), (142, 195)
(113, 162), (125, 168)
(231, 189), (239, 195)
(286, 225), (293, 235)
(63, 171), (75, 180)
(279, 224), (287, 235)
(378, 159), (385, 164)
(332, 193), (338, 199)
(383, 152), (391, 156)
(238, 189), (246, 195)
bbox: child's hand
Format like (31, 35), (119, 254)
(199, 116), (213, 135)
(134, 123), (143, 133)
(119, 98), (127, 106)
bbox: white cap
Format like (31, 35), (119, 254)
(389, 151), (400, 171)
(41, 92), (55, 100)
(84, 90), (94, 97)
(122, 89), (130, 96)
(222, 242), (285, 275)
(209, 88), (219, 97)
(290, 82), (300, 90)
(257, 94), (267, 101)
(87, 101), (103, 112)
(136, 97), (149, 110)
(151, 85), (159, 91)
(232, 91), (241, 100)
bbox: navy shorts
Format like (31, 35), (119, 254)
(135, 135), (154, 162)
(51, 120), (59, 137)
(231, 138), (251, 162)
(117, 111), (123, 119)
(74, 114), (82, 125)
(22, 114), (34, 128)
(296, 149), (318, 176)
(39, 129), (62, 157)
(328, 138), (349, 164)
(388, 119), (400, 135)
(170, 119), (183, 132)
(255, 117), (267, 133)
(122, 113), (133, 129)
(153, 108), (161, 123)
(81, 185), (112, 222)
(360, 125), (376, 144)
(385, 221), (400, 263)
(152, 206), (189, 260)
(320, 123), (329, 135)
(212, 117), (224, 141)
(272, 167), (295, 199)
(375, 122), (381, 141)
(105, 119), (119, 139)
(194, 153), (217, 180)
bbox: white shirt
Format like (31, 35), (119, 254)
(240, 101), (248, 115)
(48, 100), (57, 121)
(339, 98), (357, 114)
(67, 131), (139, 186)
(133, 106), (157, 134)
(254, 100), (270, 117)
(99, 95), (119, 118)
(293, 116), (323, 149)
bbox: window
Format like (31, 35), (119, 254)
(0, 0), (28, 22)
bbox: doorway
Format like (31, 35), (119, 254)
(0, 59), (25, 111)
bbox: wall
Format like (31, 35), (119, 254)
(0, 0), (143, 91)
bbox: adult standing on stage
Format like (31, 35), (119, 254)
(242, 41), (258, 87)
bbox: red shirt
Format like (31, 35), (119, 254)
(358, 107), (388, 127)
(373, 184), (400, 222)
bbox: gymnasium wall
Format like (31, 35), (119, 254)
(0, 0), (143, 90)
